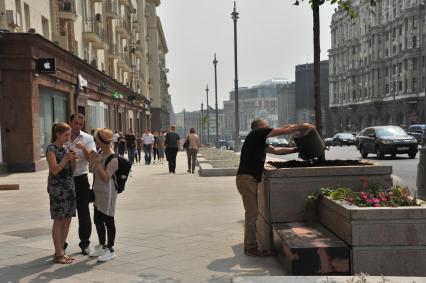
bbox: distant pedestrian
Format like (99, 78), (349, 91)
(68, 113), (97, 255)
(157, 130), (166, 164)
(153, 131), (159, 163)
(113, 131), (120, 153)
(46, 123), (78, 264)
(186, 128), (201, 174)
(142, 129), (154, 165)
(117, 132), (125, 157)
(89, 128), (119, 262)
(164, 125), (180, 173)
(236, 118), (314, 257)
(125, 129), (136, 163)
(136, 135), (142, 163)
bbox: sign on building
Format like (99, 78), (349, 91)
(36, 58), (56, 73)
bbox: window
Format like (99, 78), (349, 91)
(413, 36), (417, 48)
(39, 87), (68, 156)
(41, 17), (49, 39)
(413, 58), (417, 70)
(413, 78), (417, 91)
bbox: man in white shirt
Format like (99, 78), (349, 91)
(113, 131), (120, 153)
(68, 113), (97, 255)
(142, 129), (155, 165)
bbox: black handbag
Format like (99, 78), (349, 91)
(183, 136), (189, 149)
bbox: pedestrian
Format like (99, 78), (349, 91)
(46, 123), (78, 264)
(68, 113), (97, 255)
(125, 129), (136, 163)
(152, 131), (159, 163)
(164, 125), (180, 173)
(113, 131), (120, 153)
(117, 132), (125, 158)
(236, 118), (314, 257)
(89, 128), (119, 262)
(136, 135), (142, 163)
(185, 128), (201, 174)
(142, 129), (154, 165)
(157, 129), (166, 164)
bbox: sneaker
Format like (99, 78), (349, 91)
(89, 245), (106, 257)
(81, 246), (92, 256)
(98, 249), (116, 262)
(187, 169), (191, 173)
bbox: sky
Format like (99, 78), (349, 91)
(157, 0), (336, 112)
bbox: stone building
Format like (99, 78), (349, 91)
(329, 0), (426, 132)
(277, 82), (296, 126)
(223, 79), (292, 140)
(0, 0), (170, 172)
(295, 61), (332, 136)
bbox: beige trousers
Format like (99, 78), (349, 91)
(236, 174), (259, 250)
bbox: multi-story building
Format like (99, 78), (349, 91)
(329, 0), (426, 133)
(223, 79), (292, 140)
(277, 82), (296, 126)
(0, 0), (170, 172)
(295, 61), (332, 136)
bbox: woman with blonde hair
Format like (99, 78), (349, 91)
(88, 128), (119, 262)
(46, 123), (78, 264)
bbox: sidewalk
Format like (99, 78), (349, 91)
(0, 152), (285, 283)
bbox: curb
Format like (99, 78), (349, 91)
(199, 163), (237, 177)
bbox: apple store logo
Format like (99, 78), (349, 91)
(36, 58), (56, 73)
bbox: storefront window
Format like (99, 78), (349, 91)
(39, 87), (68, 157)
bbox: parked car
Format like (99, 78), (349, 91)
(358, 126), (418, 159)
(324, 137), (334, 146)
(216, 140), (228, 149)
(407, 124), (426, 144)
(266, 138), (280, 147)
(332, 132), (356, 146)
(227, 140), (235, 150)
(355, 129), (366, 149)
(278, 138), (289, 147)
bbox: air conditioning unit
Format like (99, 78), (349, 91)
(6, 10), (21, 28)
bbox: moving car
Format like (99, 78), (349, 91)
(278, 138), (289, 147)
(332, 132), (356, 146)
(407, 124), (425, 144)
(358, 126), (418, 159)
(227, 140), (235, 150)
(266, 138), (280, 147)
(324, 137), (334, 146)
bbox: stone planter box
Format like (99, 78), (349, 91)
(320, 197), (426, 276)
(257, 162), (392, 252)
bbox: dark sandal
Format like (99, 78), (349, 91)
(53, 255), (72, 264)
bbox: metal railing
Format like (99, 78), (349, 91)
(83, 19), (106, 41)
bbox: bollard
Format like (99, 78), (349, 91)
(416, 128), (426, 199)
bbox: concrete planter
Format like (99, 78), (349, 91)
(257, 162), (392, 252)
(320, 197), (426, 276)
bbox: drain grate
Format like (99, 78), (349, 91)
(2, 227), (51, 238)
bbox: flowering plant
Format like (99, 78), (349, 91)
(310, 177), (420, 208)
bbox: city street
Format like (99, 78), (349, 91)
(273, 145), (419, 190)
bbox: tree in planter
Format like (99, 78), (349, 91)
(293, 0), (375, 137)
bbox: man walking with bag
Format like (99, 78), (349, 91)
(142, 129), (155, 165)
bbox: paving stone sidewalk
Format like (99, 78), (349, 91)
(0, 152), (285, 283)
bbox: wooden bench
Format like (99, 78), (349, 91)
(273, 222), (350, 275)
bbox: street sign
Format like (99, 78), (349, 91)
(36, 58), (56, 73)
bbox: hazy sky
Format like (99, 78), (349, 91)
(157, 0), (335, 112)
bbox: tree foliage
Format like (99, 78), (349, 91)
(299, 0), (376, 18)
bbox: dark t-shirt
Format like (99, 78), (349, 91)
(125, 134), (136, 148)
(165, 132), (180, 148)
(237, 127), (273, 182)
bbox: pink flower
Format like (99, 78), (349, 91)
(374, 203), (381, 207)
(373, 198), (379, 203)
(367, 199), (374, 204)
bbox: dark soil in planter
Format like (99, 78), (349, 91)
(268, 159), (373, 168)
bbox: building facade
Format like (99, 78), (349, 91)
(277, 82), (296, 126)
(295, 61), (332, 136)
(329, 0), (426, 133)
(223, 79), (292, 140)
(0, 0), (170, 172)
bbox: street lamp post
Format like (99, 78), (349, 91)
(213, 54), (219, 147)
(206, 84), (210, 145)
(231, 1), (240, 152)
(183, 108), (186, 136)
(416, 38), (426, 199)
(201, 102), (204, 144)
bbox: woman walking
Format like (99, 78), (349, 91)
(152, 131), (159, 163)
(157, 130), (166, 164)
(89, 128), (119, 262)
(46, 123), (78, 264)
(186, 128), (201, 174)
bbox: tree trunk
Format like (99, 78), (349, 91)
(313, 0), (323, 137)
